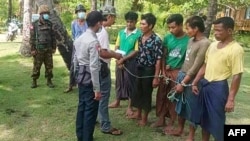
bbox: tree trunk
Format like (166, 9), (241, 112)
(20, 0), (73, 70)
(8, 0), (12, 22)
(104, 0), (112, 5)
(19, 0), (33, 57)
(204, 0), (217, 38)
(91, 0), (97, 11)
(18, 0), (24, 21)
(131, 0), (139, 11)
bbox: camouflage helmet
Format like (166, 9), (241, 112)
(38, 4), (49, 14)
(75, 4), (86, 13)
(101, 5), (116, 16)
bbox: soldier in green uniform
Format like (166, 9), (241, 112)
(30, 4), (57, 88)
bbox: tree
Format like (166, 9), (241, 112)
(18, 0), (24, 21)
(131, 0), (140, 11)
(91, 0), (97, 10)
(8, 0), (12, 21)
(204, 0), (217, 38)
(19, 0), (33, 57)
(19, 0), (73, 70)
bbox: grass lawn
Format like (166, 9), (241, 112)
(0, 42), (249, 141)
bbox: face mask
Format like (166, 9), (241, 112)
(77, 12), (86, 19)
(42, 14), (50, 20)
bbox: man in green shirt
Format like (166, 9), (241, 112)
(108, 11), (141, 117)
(151, 14), (189, 134)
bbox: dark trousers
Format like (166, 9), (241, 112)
(68, 48), (78, 87)
(76, 84), (99, 141)
(68, 61), (78, 87)
(131, 66), (155, 112)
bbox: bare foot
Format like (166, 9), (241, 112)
(137, 120), (147, 126)
(127, 112), (141, 120)
(108, 101), (120, 108)
(125, 108), (134, 117)
(150, 120), (165, 128)
(163, 125), (174, 133)
(185, 138), (194, 141)
(167, 129), (183, 136)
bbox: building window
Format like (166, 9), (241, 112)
(225, 8), (230, 17)
(246, 7), (250, 19)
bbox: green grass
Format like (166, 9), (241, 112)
(0, 42), (250, 141)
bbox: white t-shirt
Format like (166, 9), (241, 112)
(97, 26), (111, 64)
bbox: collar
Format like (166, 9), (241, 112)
(124, 28), (138, 34)
(86, 28), (96, 36)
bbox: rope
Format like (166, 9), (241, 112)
(122, 65), (193, 86)
(122, 64), (192, 113)
(167, 89), (179, 102)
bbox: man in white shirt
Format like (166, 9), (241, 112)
(97, 5), (123, 135)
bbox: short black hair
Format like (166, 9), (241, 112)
(213, 17), (234, 30)
(186, 16), (205, 32)
(125, 11), (138, 21)
(141, 13), (156, 28)
(166, 14), (183, 25)
(86, 11), (104, 27)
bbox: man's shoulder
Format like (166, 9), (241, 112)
(153, 32), (162, 41)
(231, 41), (244, 53)
(117, 28), (126, 35)
(210, 40), (219, 46)
(199, 37), (211, 45)
(71, 19), (77, 25)
(163, 33), (175, 41)
(164, 33), (173, 37)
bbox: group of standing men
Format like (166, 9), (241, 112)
(29, 4), (244, 141)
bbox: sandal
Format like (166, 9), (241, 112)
(64, 87), (73, 93)
(102, 128), (123, 136)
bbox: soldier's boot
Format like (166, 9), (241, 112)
(31, 79), (37, 88)
(47, 78), (55, 88)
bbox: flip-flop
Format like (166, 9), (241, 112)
(102, 128), (123, 136)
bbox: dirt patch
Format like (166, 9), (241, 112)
(0, 32), (22, 43)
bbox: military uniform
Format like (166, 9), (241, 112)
(30, 5), (57, 88)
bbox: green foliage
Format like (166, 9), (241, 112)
(235, 32), (250, 51)
(57, 0), (88, 33)
(0, 0), (19, 27)
(60, 11), (74, 36)
(107, 25), (125, 44)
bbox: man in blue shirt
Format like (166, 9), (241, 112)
(64, 4), (88, 93)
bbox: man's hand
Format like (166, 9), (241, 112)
(94, 92), (101, 101)
(225, 99), (234, 113)
(175, 84), (184, 93)
(192, 85), (199, 95)
(114, 52), (122, 60)
(31, 50), (37, 56)
(116, 58), (124, 65)
(152, 78), (160, 88)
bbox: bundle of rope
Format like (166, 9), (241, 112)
(122, 65), (192, 113)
